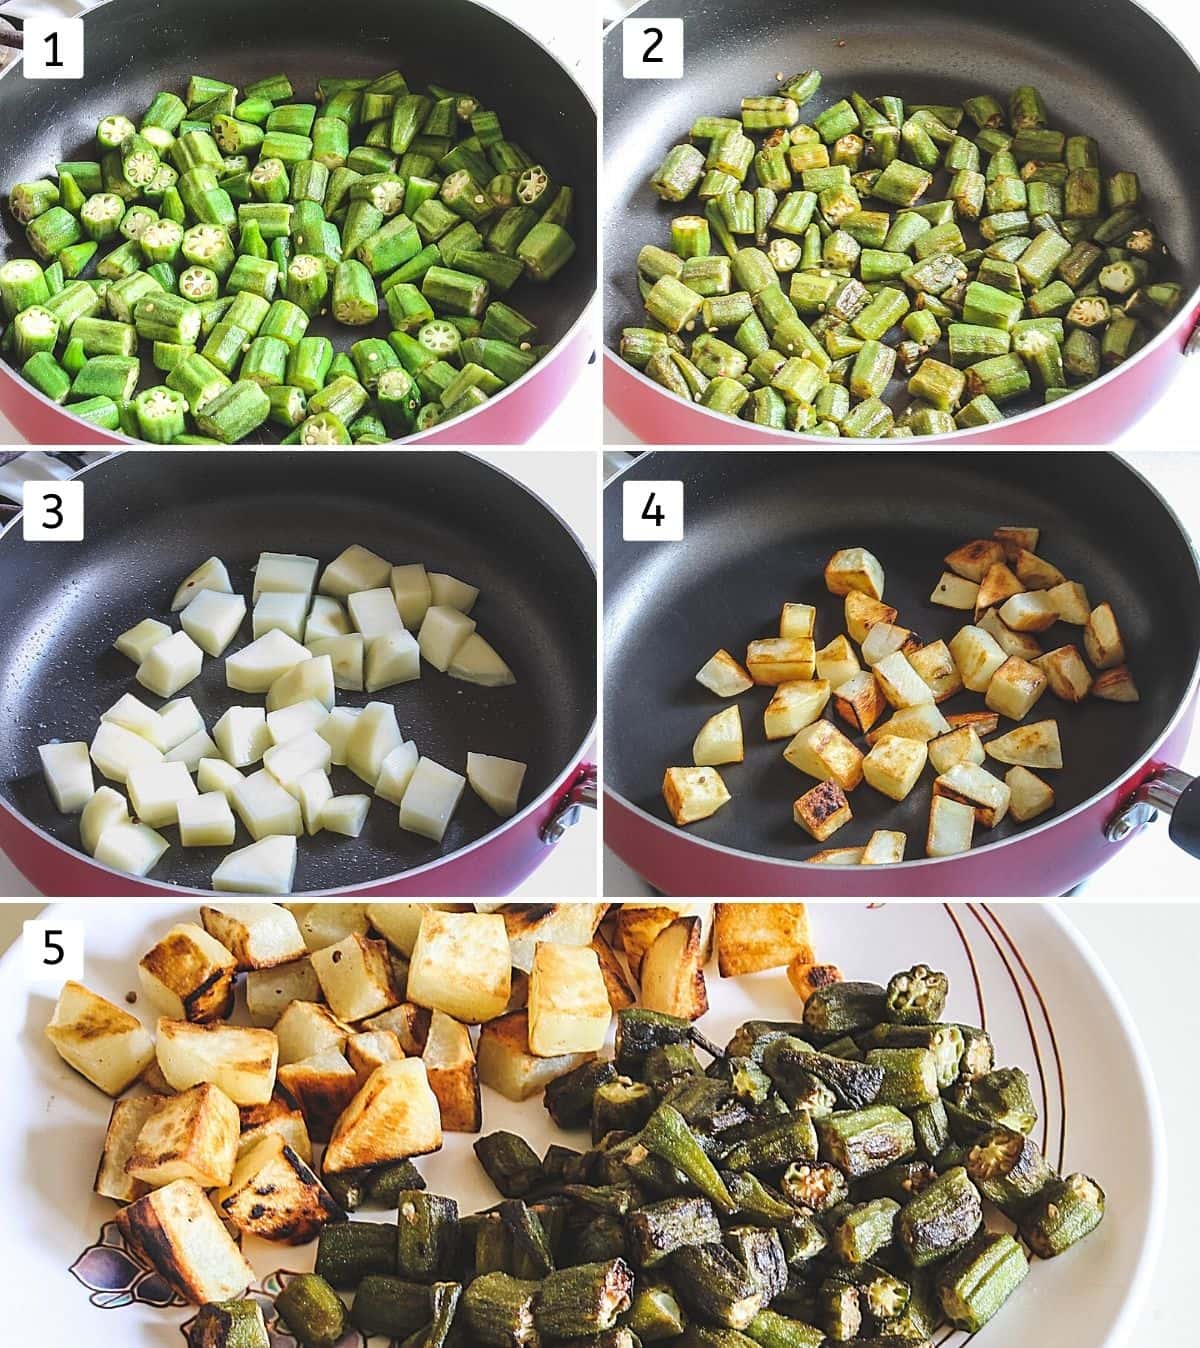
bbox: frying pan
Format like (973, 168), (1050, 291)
(604, 451), (1200, 896)
(0, 0), (596, 445)
(603, 0), (1200, 444)
(0, 450), (596, 896)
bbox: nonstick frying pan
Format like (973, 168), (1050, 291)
(0, 0), (596, 445)
(604, 451), (1200, 896)
(0, 450), (596, 896)
(603, 0), (1200, 444)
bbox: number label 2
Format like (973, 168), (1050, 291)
(623, 480), (684, 541)
(22, 18), (85, 80)
(23, 920), (85, 983)
(23, 480), (85, 541)
(622, 18), (684, 80)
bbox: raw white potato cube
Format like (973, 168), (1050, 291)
(319, 706), (361, 765)
(763, 680), (830, 741)
(985, 720), (1063, 769)
(408, 909), (511, 1023)
(212, 835), (299, 896)
(845, 592), (897, 644)
(320, 545), (392, 599)
(375, 742), (420, 805)
(662, 766), (731, 825)
(418, 605), (477, 672)
(127, 760), (199, 827)
(398, 757), (467, 842)
(37, 741), (94, 812)
(824, 547), (885, 599)
(695, 649), (753, 697)
(933, 762), (1011, 827)
(179, 792), (237, 847)
(466, 752), (527, 818)
(245, 958), (321, 1026)
(390, 563), (433, 628)
(926, 794), (975, 857)
(930, 572), (979, 610)
(164, 729), (219, 772)
(91, 721), (164, 783)
(253, 591), (308, 642)
(528, 943), (610, 1056)
(366, 629), (421, 691)
(815, 636), (859, 690)
(156, 1019), (278, 1105)
(447, 634), (515, 687)
(1084, 602), (1126, 670)
(746, 637), (816, 684)
(872, 651), (934, 709)
(346, 702), (404, 786)
(295, 770), (333, 834)
(265, 654), (334, 717)
(81, 785), (129, 854)
(181, 589), (246, 657)
(998, 591), (1058, 633)
(949, 625), (1007, 692)
(783, 720), (864, 791)
(268, 699), (330, 745)
(157, 697), (205, 751)
(928, 727), (985, 776)
(974, 562), (1024, 617)
(253, 551), (318, 601)
(265, 731), (333, 790)
(860, 622), (914, 667)
(944, 539), (1004, 583)
(197, 757), (244, 799)
(114, 617), (171, 663)
(1005, 766), (1055, 822)
(428, 572), (479, 614)
(985, 656), (1047, 720)
(138, 630), (204, 698)
(867, 703), (950, 745)
(1045, 581), (1090, 626)
(979, 606), (1043, 660)
(693, 705), (744, 766)
(214, 706), (271, 768)
(348, 587), (405, 642)
(93, 820), (169, 876)
(45, 980), (155, 1096)
(312, 934), (396, 1021)
(101, 693), (166, 748)
(200, 903), (306, 972)
(233, 769), (303, 839)
(305, 594), (351, 642)
(307, 635), (364, 691)
(227, 629), (310, 693)
(172, 556), (233, 611)
(780, 602), (816, 639)
(862, 736), (928, 802)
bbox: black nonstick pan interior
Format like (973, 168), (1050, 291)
(0, 450), (596, 892)
(604, 451), (1200, 862)
(604, 0), (1200, 429)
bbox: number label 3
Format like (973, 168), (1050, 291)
(22, 18), (85, 79)
(624, 480), (684, 541)
(23, 480), (84, 541)
(24, 920), (85, 983)
(622, 18), (684, 80)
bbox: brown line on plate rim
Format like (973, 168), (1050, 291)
(943, 902), (986, 1030)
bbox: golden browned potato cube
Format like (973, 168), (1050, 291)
(746, 637), (816, 684)
(528, 943), (611, 1056)
(138, 923), (238, 1024)
(45, 981), (156, 1098)
(695, 648), (754, 697)
(845, 592), (897, 644)
(908, 640), (963, 701)
(323, 1058), (443, 1173)
(591, 935), (637, 1011)
(662, 765), (732, 825)
(926, 794), (975, 857)
(944, 539), (1005, 583)
(126, 1082), (239, 1189)
(946, 710), (1000, 736)
(862, 736), (928, 802)
(784, 719), (865, 791)
(824, 547), (885, 600)
(277, 1050), (359, 1142)
(834, 670), (887, 734)
(347, 1029), (405, 1086)
(363, 1003), (431, 1056)
(408, 910), (511, 1024)
(95, 1096), (160, 1204)
(780, 602), (816, 639)
(764, 680), (831, 741)
(275, 1001), (350, 1065)
(200, 903), (307, 972)
(693, 705), (745, 766)
(949, 625), (1007, 692)
(932, 761), (1011, 827)
(1013, 549), (1066, 590)
(807, 846), (865, 864)
(985, 656), (1048, 720)
(793, 780), (852, 841)
(861, 829), (907, 865)
(1045, 580), (1090, 625)
(501, 904), (609, 974)
(985, 720), (1063, 769)
(615, 904), (713, 976)
(477, 1010), (594, 1102)
(639, 916), (709, 1021)
(311, 933), (399, 1024)
(217, 1133), (341, 1243)
(1005, 765), (1056, 822)
(815, 635), (861, 690)
(929, 572), (979, 611)
(993, 525), (1039, 557)
(928, 726), (985, 777)
(237, 1098), (313, 1165)
(787, 960), (843, 1000)
(714, 903), (813, 976)
(1092, 665), (1140, 702)
(873, 651), (935, 709)
(866, 703), (950, 746)
(974, 563), (1024, 619)
(421, 1009), (481, 1131)
(1084, 602), (1126, 670)
(978, 607), (1043, 660)
(998, 591), (1058, 633)
(860, 622), (918, 667)
(1035, 645), (1093, 702)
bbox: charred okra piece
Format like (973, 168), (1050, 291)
(625, 1194), (722, 1268)
(896, 1166), (983, 1267)
(885, 965), (949, 1023)
(474, 1132), (543, 1198)
(461, 1272), (541, 1347)
(952, 1067), (1038, 1134)
(671, 1242), (764, 1329)
(804, 982), (888, 1040)
(186, 1300), (270, 1348)
(1018, 1172), (1105, 1256)
(723, 1225), (788, 1301)
(315, 1220), (398, 1287)
(534, 1259), (634, 1337)
(817, 1107), (916, 1179)
(965, 1125), (1054, 1217)
(350, 1276), (448, 1338)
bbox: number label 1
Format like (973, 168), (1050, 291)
(622, 18), (684, 80)
(23, 480), (84, 541)
(623, 479), (684, 541)
(21, 17), (85, 79)
(23, 920), (85, 983)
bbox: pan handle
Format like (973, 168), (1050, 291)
(1105, 766), (1200, 860)
(539, 763), (597, 844)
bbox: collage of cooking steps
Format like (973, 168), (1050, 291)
(0, 0), (1197, 1341)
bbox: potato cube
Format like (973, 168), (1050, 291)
(592, 935), (636, 1011)
(320, 544), (392, 599)
(985, 656), (1047, 720)
(91, 720), (164, 784)
(993, 526), (1039, 557)
(926, 794), (975, 857)
(172, 556), (233, 611)
(1084, 602), (1126, 670)
(845, 592), (897, 644)
(1092, 665), (1140, 702)
(873, 651), (934, 709)
(1005, 766), (1056, 822)
(860, 830), (906, 865)
(640, 916), (708, 1021)
(418, 605), (477, 672)
(466, 752), (527, 818)
(780, 603), (816, 639)
(421, 1011), (481, 1131)
(211, 706), (267, 769)
(974, 563), (1025, 619)
(364, 1002), (432, 1055)
(164, 729), (218, 773)
(266, 699), (330, 747)
(157, 698), (206, 750)
(793, 780), (852, 841)
(933, 762), (1011, 827)
(264, 730), (333, 791)
(714, 903), (813, 976)
(348, 587), (406, 644)
(365, 629), (421, 692)
(139, 922), (237, 1022)
(500, 904), (609, 974)
(686, 705), (741, 767)
(266, 653), (335, 711)
(200, 903), (306, 971)
(787, 961), (844, 998)
(253, 551), (318, 601)
(429, 572), (479, 613)
(824, 547), (885, 599)
(300, 904), (370, 952)
(312, 934), (398, 1023)
(863, 736), (927, 802)
(928, 726), (985, 776)
(37, 740), (94, 813)
(662, 765), (731, 825)
(477, 1010), (594, 1102)
(528, 944), (611, 1056)
(1045, 581), (1090, 626)
(253, 591), (308, 642)
(763, 680), (830, 741)
(93, 820), (170, 877)
(949, 625), (1007, 691)
(211, 835), (298, 895)
(127, 760), (199, 828)
(445, 633), (514, 689)
(1013, 549), (1066, 590)
(370, 742), (418, 808)
(784, 719), (864, 791)
(811, 636), (857, 691)
(985, 719), (1063, 769)
(346, 701), (404, 787)
(306, 595), (351, 643)
(946, 711), (1000, 736)
(276, 1001), (350, 1065)
(102, 692), (167, 747)
(866, 702), (950, 745)
(323, 1058), (443, 1173)
(80, 785), (129, 855)
(1035, 643), (1093, 704)
(908, 640), (963, 702)
(319, 706), (362, 766)
(181, 589), (246, 657)
(929, 572), (979, 611)
(409, 909), (511, 1023)
(233, 769), (303, 840)
(615, 904), (712, 976)
(833, 670), (886, 734)
(245, 958), (321, 1026)
(398, 758), (467, 842)
(390, 563), (433, 629)
(978, 607), (1043, 660)
(226, 629), (310, 694)
(137, 630), (204, 699)
(217, 1132), (342, 1243)
(348, 1029), (404, 1086)
(998, 591), (1058, 633)
(944, 539), (1004, 583)
(156, 1018), (278, 1106)
(276, 1051), (359, 1143)
(300, 636), (358, 693)
(45, 980), (155, 1096)
(126, 1082), (239, 1188)
(95, 1095), (160, 1203)
(114, 617), (171, 664)
(746, 637), (815, 684)
(236, 1098), (313, 1164)
(860, 622), (917, 667)
(321, 794), (372, 837)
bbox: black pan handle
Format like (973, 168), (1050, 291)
(1106, 766), (1200, 860)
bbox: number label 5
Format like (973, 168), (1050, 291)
(23, 920), (85, 983)
(23, 480), (84, 541)
(22, 18), (85, 80)
(623, 480), (684, 541)
(622, 18), (684, 80)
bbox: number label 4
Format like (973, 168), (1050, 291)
(622, 18), (684, 80)
(23, 480), (85, 541)
(623, 480), (684, 541)
(22, 18), (85, 80)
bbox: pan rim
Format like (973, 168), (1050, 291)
(601, 448), (1200, 876)
(0, 0), (599, 448)
(601, 0), (1200, 446)
(0, 447), (598, 897)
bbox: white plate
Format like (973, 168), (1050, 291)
(0, 902), (1164, 1346)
